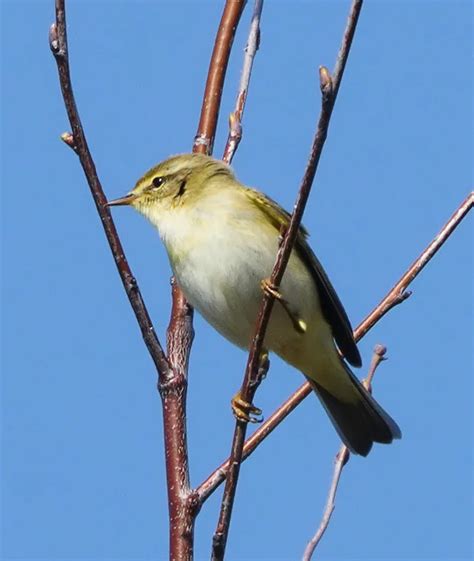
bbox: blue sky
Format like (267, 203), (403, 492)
(1, 1), (472, 560)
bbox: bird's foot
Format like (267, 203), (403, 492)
(231, 391), (263, 424)
(257, 350), (270, 382)
(260, 278), (307, 334)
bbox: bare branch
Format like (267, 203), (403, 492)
(49, 1), (169, 376)
(356, 190), (474, 340)
(193, 0), (248, 155)
(211, 3), (364, 559)
(197, 191), (473, 503)
(222, 0), (264, 164)
(302, 345), (387, 561)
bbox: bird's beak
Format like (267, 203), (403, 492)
(105, 193), (138, 207)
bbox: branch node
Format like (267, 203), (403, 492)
(319, 65), (333, 98)
(60, 131), (77, 151)
(157, 372), (187, 398)
(228, 111), (242, 139)
(187, 489), (202, 517)
(125, 274), (138, 292)
(193, 133), (211, 149)
(400, 289), (412, 301)
(48, 23), (60, 53)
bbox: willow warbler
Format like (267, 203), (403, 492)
(108, 153), (401, 455)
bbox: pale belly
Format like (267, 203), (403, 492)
(168, 224), (334, 376)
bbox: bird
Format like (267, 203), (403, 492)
(107, 153), (401, 455)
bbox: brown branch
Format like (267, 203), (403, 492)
(160, 282), (197, 560)
(162, 1), (247, 557)
(155, 0), (247, 556)
(197, 190), (473, 503)
(302, 344), (387, 561)
(211, 3), (364, 559)
(49, 2), (169, 376)
(356, 191), (474, 340)
(193, 0), (247, 155)
(162, 0), (247, 556)
(222, 0), (263, 164)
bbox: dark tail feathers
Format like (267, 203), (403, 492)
(310, 367), (401, 456)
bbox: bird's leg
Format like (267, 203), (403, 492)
(261, 278), (307, 334)
(231, 351), (269, 423)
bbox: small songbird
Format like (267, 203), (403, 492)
(107, 153), (401, 455)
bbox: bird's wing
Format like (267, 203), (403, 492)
(247, 188), (362, 368)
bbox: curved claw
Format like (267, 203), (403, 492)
(231, 391), (263, 424)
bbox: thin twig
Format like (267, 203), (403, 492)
(211, 3), (364, 559)
(222, 0), (264, 164)
(356, 191), (474, 340)
(197, 190), (473, 503)
(49, 2), (169, 376)
(193, 0), (248, 155)
(302, 344), (387, 561)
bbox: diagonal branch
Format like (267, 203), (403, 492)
(197, 190), (473, 503)
(211, 3), (364, 559)
(49, 1), (169, 376)
(302, 344), (387, 561)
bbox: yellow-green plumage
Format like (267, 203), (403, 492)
(108, 153), (401, 455)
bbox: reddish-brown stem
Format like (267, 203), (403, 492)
(197, 190), (473, 503)
(302, 344), (386, 561)
(193, 0), (247, 155)
(211, 3), (364, 559)
(162, 1), (246, 557)
(164, 0), (247, 557)
(159, 282), (197, 560)
(222, 0), (263, 164)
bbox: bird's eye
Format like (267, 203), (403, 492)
(152, 176), (164, 188)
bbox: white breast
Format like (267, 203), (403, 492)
(143, 189), (331, 375)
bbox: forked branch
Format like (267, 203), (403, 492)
(197, 190), (473, 503)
